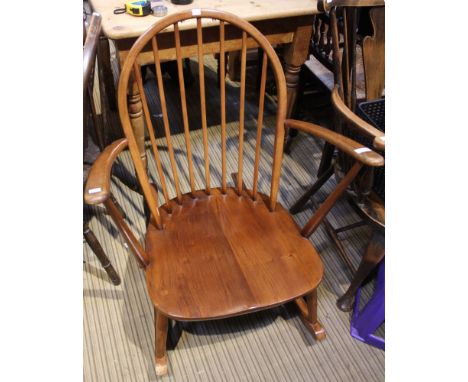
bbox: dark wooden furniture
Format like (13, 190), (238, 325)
(284, 2), (379, 152)
(309, 12), (335, 72)
(84, 9), (384, 376)
(290, 0), (385, 312)
(283, 7), (337, 153)
(83, 12), (121, 285)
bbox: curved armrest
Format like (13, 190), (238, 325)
(285, 119), (384, 167)
(84, 138), (128, 205)
(331, 87), (385, 151)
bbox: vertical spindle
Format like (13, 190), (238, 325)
(219, 21), (227, 194)
(237, 31), (247, 194)
(152, 36), (182, 203)
(132, 63), (170, 207)
(197, 18), (211, 194)
(252, 51), (267, 198)
(174, 23), (196, 196)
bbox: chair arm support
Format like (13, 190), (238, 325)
(284, 119), (384, 167)
(104, 197), (149, 268)
(84, 138), (128, 205)
(84, 138), (149, 268)
(331, 87), (385, 151)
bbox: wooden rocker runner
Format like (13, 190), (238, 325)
(84, 9), (384, 376)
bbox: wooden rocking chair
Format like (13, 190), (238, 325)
(84, 9), (384, 376)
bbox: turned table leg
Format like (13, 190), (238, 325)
(283, 24), (313, 154)
(127, 77), (147, 168)
(118, 51), (148, 169)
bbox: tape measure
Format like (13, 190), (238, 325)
(114, 0), (152, 17)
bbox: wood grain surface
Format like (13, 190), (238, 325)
(362, 6), (385, 101)
(145, 188), (323, 320)
(89, 0), (319, 39)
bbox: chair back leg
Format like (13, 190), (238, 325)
(154, 308), (169, 376)
(336, 230), (384, 312)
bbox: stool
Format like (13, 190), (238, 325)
(350, 259), (385, 350)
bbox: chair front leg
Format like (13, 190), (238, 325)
(83, 222), (121, 286)
(154, 308), (169, 376)
(337, 230), (385, 312)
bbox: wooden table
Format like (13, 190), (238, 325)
(89, 0), (319, 161)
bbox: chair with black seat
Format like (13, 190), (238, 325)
(84, 9), (384, 376)
(284, 2), (377, 153)
(289, 0), (385, 312)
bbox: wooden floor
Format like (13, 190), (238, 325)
(84, 49), (384, 381)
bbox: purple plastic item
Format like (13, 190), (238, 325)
(350, 259), (385, 350)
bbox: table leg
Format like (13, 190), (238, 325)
(283, 24), (313, 153)
(118, 49), (148, 169)
(113, 51), (147, 197)
(227, 51), (241, 82)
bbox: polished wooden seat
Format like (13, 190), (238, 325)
(146, 188), (323, 321)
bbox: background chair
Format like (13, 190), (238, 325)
(84, 9), (383, 376)
(351, 258), (385, 350)
(290, 0), (385, 312)
(284, 3), (377, 153)
(83, 12), (121, 285)
(84, 12), (138, 286)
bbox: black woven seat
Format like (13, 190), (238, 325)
(357, 99), (385, 201)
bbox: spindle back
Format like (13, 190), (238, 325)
(326, 1), (385, 201)
(310, 13), (335, 72)
(328, 2), (385, 110)
(118, 9), (287, 229)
